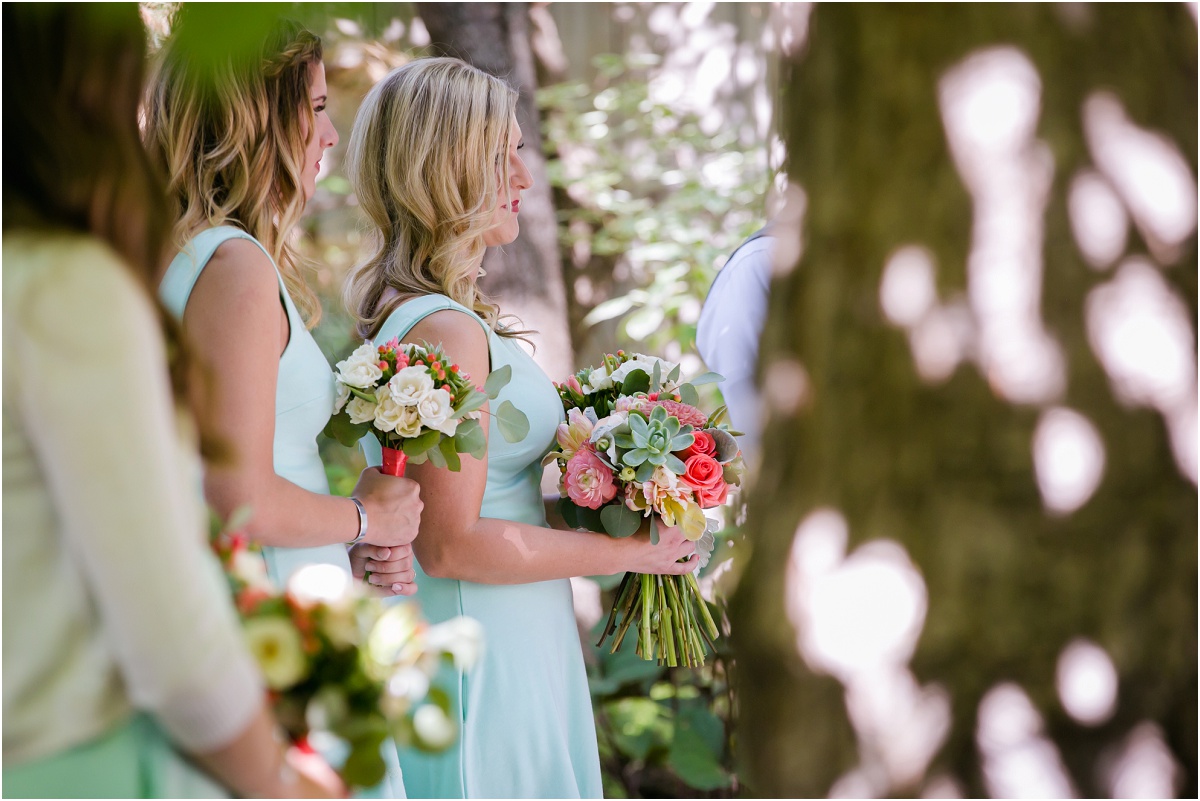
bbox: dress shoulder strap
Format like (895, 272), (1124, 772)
(159, 226), (280, 320)
(375, 293), (491, 345)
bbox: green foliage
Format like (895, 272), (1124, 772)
(585, 534), (742, 797)
(538, 53), (769, 362)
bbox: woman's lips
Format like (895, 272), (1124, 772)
(510, 199), (520, 213)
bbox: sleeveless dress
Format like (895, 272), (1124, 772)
(362, 294), (603, 799)
(159, 226), (405, 798)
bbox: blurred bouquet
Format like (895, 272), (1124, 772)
(211, 512), (483, 789)
(547, 351), (744, 667)
(324, 338), (529, 475)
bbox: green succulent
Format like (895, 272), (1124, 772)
(616, 405), (693, 476)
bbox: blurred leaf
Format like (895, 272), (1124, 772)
(667, 726), (730, 790)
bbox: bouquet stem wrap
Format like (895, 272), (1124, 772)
(381, 446), (408, 477)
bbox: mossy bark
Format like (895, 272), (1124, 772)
(731, 5), (1196, 797)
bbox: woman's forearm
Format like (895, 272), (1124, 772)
(205, 470), (358, 549)
(416, 515), (626, 585)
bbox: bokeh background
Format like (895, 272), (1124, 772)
(141, 3), (1197, 797)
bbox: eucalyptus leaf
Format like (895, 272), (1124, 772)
(323, 412), (371, 448)
(649, 514), (659, 545)
(667, 363), (682, 385)
(438, 436), (461, 472)
(426, 442), (448, 469)
(400, 428), (441, 458)
(453, 390), (488, 417)
(620, 369), (650, 395)
(495, 400), (529, 443)
(453, 418), (486, 458)
(483, 364), (513, 399)
(650, 360), (662, 392)
(687, 371), (724, 386)
(601, 503), (642, 538)
(678, 382), (700, 407)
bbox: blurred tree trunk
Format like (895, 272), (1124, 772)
(416, 1), (573, 380)
(731, 4), (1196, 798)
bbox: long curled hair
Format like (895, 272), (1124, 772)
(2, 3), (196, 398)
(343, 57), (528, 340)
(4, 3), (168, 297)
(144, 8), (324, 327)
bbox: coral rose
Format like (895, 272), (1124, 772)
(681, 453), (728, 508)
(681, 430), (717, 459)
(564, 447), (618, 510)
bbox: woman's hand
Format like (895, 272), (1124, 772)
(622, 519), (699, 575)
(348, 543), (417, 596)
(281, 744), (347, 798)
(353, 468), (423, 548)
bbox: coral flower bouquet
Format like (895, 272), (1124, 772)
(324, 338), (529, 475)
(547, 352), (745, 667)
(211, 510), (483, 790)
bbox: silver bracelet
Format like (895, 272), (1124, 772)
(348, 497), (368, 546)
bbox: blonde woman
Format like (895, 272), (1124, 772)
(344, 57), (698, 799)
(145, 8), (417, 796)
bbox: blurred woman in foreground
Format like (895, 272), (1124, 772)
(1, 3), (340, 797)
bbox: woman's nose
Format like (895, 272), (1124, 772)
(513, 154), (533, 191)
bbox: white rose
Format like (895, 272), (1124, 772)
(231, 549), (272, 591)
(287, 563), (354, 609)
(582, 366), (613, 394)
(388, 366), (435, 406)
(243, 616), (308, 690)
(611, 355), (676, 385)
(333, 379), (351, 414)
(375, 395), (423, 437)
(335, 341), (383, 389)
(425, 615), (484, 670)
(346, 395), (377, 425)
(417, 387), (458, 436)
(413, 704), (457, 750)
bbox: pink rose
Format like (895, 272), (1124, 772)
(681, 430), (717, 460)
(681, 453), (728, 508)
(564, 447), (618, 510)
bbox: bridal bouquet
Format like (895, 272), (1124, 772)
(211, 512), (482, 789)
(547, 352), (744, 667)
(324, 338), (528, 475)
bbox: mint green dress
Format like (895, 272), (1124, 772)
(363, 295), (603, 799)
(160, 226), (405, 798)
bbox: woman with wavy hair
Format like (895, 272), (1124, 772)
(145, 7), (417, 796)
(344, 57), (699, 799)
(2, 4), (340, 797)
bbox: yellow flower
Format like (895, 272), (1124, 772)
(243, 616), (308, 690)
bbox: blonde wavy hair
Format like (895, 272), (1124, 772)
(144, 12), (324, 326)
(343, 57), (528, 340)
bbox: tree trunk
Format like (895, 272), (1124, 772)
(731, 5), (1196, 798)
(416, 1), (573, 381)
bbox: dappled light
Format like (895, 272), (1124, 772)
(939, 47), (1064, 405)
(1083, 92), (1197, 265)
(976, 683), (1076, 798)
(1103, 722), (1182, 797)
(1055, 638), (1118, 726)
(1032, 407), (1106, 516)
(1068, 169), (1128, 271)
(880, 246), (938, 328)
(1085, 258), (1197, 483)
(785, 510), (949, 795)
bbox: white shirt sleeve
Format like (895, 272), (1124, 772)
(696, 237), (773, 463)
(7, 243), (263, 753)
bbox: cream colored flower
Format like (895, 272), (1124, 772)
(611, 354), (677, 385)
(556, 408), (594, 459)
(581, 366), (613, 394)
(333, 379), (351, 414)
(335, 342), (383, 389)
(374, 395), (423, 437)
(288, 564), (354, 609)
(230, 549), (272, 591)
(388, 366), (435, 405)
(425, 616), (484, 670)
(346, 395), (377, 425)
(243, 616), (308, 690)
(638, 465), (692, 527)
(417, 387), (457, 436)
(413, 704), (457, 750)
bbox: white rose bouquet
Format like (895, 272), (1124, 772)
(325, 338), (528, 475)
(211, 511), (483, 789)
